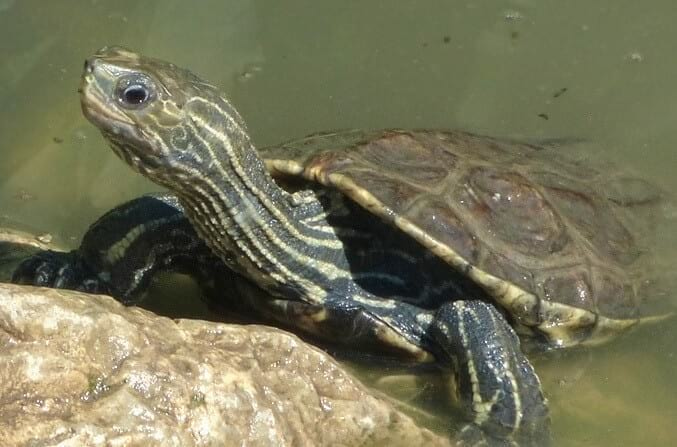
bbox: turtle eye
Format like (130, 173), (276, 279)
(115, 74), (155, 109)
(122, 84), (148, 104)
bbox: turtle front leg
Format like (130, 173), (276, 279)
(430, 300), (550, 446)
(12, 249), (110, 295)
(12, 194), (225, 304)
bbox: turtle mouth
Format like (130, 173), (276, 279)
(80, 53), (140, 139)
(80, 74), (135, 133)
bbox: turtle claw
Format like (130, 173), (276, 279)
(12, 249), (108, 295)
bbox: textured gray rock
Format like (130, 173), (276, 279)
(0, 283), (452, 447)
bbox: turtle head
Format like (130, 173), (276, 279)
(80, 46), (252, 188)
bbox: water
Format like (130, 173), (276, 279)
(1, 1), (675, 445)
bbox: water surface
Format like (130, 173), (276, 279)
(1, 1), (675, 445)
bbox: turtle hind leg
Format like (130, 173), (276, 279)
(430, 300), (550, 446)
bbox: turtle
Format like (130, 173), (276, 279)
(11, 46), (671, 446)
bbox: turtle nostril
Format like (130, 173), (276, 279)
(83, 58), (96, 74)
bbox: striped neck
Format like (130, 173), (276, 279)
(78, 47), (349, 303)
(162, 96), (347, 303)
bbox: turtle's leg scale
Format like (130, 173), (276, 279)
(431, 300), (550, 446)
(320, 296), (551, 446)
(12, 194), (224, 304)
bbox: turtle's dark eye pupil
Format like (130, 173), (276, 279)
(122, 85), (148, 104)
(115, 74), (156, 109)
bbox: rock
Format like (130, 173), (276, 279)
(0, 283), (452, 447)
(0, 226), (59, 280)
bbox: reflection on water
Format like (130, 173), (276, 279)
(0, 1), (675, 445)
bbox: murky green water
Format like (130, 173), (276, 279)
(1, 1), (675, 445)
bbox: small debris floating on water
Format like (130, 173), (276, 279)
(14, 190), (34, 201)
(74, 129), (88, 142)
(237, 64), (263, 82)
(553, 87), (568, 98)
(537, 113), (549, 120)
(625, 51), (644, 63)
(504, 10), (524, 21)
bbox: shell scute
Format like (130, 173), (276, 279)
(539, 268), (595, 313)
(264, 129), (668, 326)
(454, 167), (570, 257)
(406, 197), (479, 264)
(352, 132), (454, 186)
(536, 172), (639, 265)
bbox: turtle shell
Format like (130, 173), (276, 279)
(261, 130), (670, 347)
